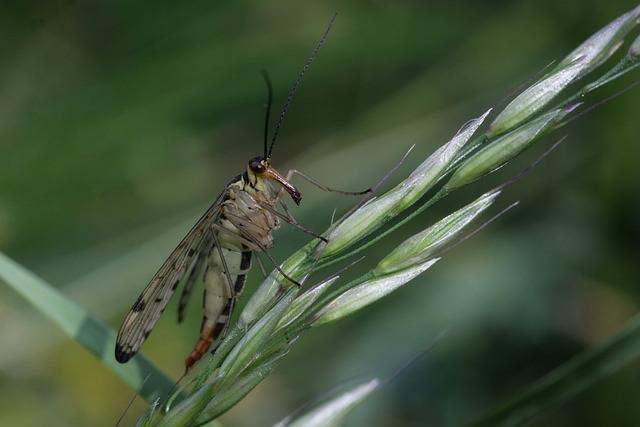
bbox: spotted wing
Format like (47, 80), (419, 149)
(115, 193), (225, 363)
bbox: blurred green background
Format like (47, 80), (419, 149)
(1, 1), (639, 426)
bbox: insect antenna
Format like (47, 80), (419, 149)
(266, 12), (337, 161)
(260, 70), (274, 160)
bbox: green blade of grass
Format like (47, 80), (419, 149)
(0, 251), (176, 403)
(463, 312), (640, 427)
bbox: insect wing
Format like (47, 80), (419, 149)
(115, 193), (225, 363)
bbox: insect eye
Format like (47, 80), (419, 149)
(249, 157), (266, 173)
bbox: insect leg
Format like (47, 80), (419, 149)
(260, 200), (327, 242)
(277, 168), (372, 198)
(255, 252), (269, 278)
(268, 168), (370, 240)
(177, 239), (210, 323)
(213, 221), (301, 287)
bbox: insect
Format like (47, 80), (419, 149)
(115, 15), (362, 370)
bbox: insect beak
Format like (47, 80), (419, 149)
(264, 165), (302, 205)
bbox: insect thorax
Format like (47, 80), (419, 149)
(219, 174), (280, 252)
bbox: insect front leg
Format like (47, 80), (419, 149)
(270, 168), (370, 241)
(276, 168), (372, 200)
